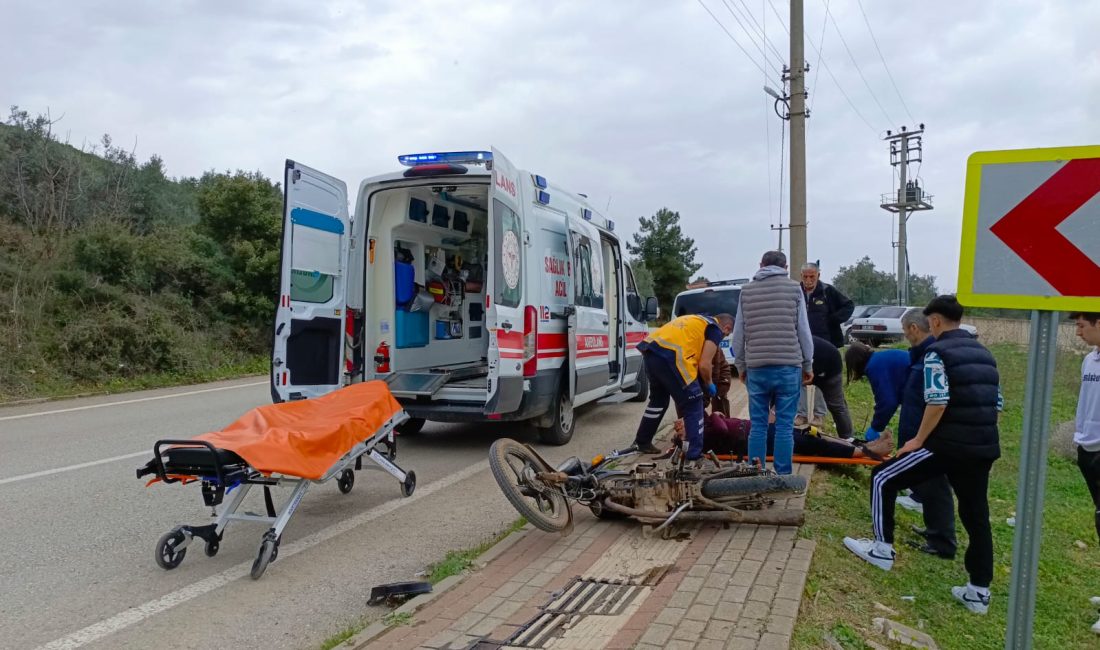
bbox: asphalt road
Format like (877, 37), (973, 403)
(0, 378), (651, 650)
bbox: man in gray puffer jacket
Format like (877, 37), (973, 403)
(732, 250), (814, 475)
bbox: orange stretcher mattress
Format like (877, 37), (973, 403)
(194, 381), (403, 480)
(711, 454), (881, 466)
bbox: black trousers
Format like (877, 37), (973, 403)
(911, 475), (958, 555)
(870, 449), (995, 588)
(1079, 446), (1100, 545)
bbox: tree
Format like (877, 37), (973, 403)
(197, 170), (283, 327)
(831, 256), (939, 306)
(629, 258), (655, 298)
(627, 208), (701, 314)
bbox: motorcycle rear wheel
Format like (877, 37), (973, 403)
(701, 473), (807, 499)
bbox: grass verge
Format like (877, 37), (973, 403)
(792, 344), (1100, 649)
(426, 517), (527, 584)
(0, 355), (267, 405)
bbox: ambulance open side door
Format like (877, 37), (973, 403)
(271, 160), (350, 402)
(567, 211), (611, 404)
(485, 147), (527, 415)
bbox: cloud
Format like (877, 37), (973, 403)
(3, 0), (1098, 297)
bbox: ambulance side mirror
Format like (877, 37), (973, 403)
(644, 297), (659, 322)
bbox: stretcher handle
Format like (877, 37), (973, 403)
(151, 439), (228, 488)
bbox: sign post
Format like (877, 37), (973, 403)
(958, 145), (1100, 649)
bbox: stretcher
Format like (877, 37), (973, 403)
(136, 381), (417, 579)
(719, 454), (880, 466)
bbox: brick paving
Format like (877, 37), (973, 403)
(357, 391), (817, 650)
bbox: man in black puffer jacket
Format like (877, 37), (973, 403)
(800, 262), (854, 347)
(842, 295), (1002, 616)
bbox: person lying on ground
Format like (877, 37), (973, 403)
(671, 410), (893, 461)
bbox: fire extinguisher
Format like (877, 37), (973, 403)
(374, 341), (391, 373)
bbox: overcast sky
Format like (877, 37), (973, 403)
(4, 0), (1098, 295)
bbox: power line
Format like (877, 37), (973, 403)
(696, 0), (770, 77)
(765, 0), (878, 134)
(729, 0), (786, 63)
(717, 0), (783, 75)
(822, 0), (895, 127)
(762, 0), (775, 226)
(808, 0), (830, 113)
(855, 0), (916, 124)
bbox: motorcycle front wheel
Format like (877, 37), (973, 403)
(489, 439), (572, 532)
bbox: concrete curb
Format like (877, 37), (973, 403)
(344, 523), (535, 649)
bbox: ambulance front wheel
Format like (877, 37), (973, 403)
(396, 418), (426, 436)
(537, 388), (575, 445)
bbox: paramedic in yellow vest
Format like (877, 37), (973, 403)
(630, 313), (736, 459)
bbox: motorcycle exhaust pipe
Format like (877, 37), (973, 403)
(601, 499), (804, 527)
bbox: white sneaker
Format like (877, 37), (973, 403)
(952, 585), (990, 615)
(897, 495), (924, 514)
(843, 537), (894, 571)
(1091, 596), (1100, 634)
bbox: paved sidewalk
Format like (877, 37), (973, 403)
(356, 393), (816, 650)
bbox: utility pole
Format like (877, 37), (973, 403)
(880, 125), (933, 305)
(770, 222), (790, 252)
(788, 0), (807, 280)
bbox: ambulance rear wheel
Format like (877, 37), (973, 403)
(537, 389), (575, 446)
(628, 366), (649, 402)
(397, 418), (426, 436)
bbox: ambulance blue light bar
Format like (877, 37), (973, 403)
(537, 191), (551, 205)
(582, 209), (592, 220)
(398, 151), (492, 167)
(533, 175), (547, 189)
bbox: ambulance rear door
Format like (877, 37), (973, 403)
(484, 147), (527, 415)
(271, 160), (350, 402)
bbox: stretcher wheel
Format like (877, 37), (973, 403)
(204, 540), (220, 557)
(155, 529), (187, 570)
(401, 470), (417, 497)
(251, 534), (278, 580)
(338, 469), (355, 494)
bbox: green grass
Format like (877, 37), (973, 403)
(0, 355), (267, 405)
(425, 517), (527, 583)
(792, 344), (1100, 650)
(383, 612), (414, 627)
(317, 624), (366, 650)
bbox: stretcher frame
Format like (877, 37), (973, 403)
(136, 411), (416, 579)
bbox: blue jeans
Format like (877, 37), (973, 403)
(746, 365), (802, 475)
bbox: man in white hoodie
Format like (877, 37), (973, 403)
(1072, 311), (1100, 546)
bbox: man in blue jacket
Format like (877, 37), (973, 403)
(843, 343), (909, 442)
(898, 308), (957, 559)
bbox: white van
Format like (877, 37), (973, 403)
(671, 279), (748, 366)
(271, 149), (658, 445)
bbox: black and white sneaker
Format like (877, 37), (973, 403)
(951, 585), (990, 615)
(842, 537), (894, 571)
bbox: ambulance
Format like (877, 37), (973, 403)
(271, 149), (658, 445)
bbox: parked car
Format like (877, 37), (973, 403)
(849, 305), (978, 347)
(843, 304), (888, 343)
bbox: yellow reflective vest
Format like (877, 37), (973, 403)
(644, 315), (718, 384)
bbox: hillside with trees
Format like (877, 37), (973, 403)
(0, 108), (281, 401)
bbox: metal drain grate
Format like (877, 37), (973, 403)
(503, 577), (643, 648)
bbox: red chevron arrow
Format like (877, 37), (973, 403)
(989, 158), (1100, 296)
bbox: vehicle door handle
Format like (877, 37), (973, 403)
(602, 320), (610, 325)
(500, 322), (513, 331)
